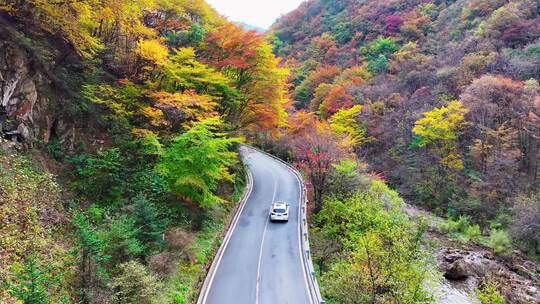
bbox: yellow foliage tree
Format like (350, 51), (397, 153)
(151, 90), (218, 127)
(412, 101), (469, 169)
(329, 105), (370, 148)
(135, 39), (169, 66)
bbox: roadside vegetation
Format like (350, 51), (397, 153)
(0, 153), (74, 303)
(316, 180), (434, 303)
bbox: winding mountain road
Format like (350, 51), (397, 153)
(198, 146), (314, 304)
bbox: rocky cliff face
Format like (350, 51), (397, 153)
(0, 25), (75, 151)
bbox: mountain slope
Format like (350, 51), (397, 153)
(273, 0), (539, 229)
(0, 1), (287, 303)
(271, 0), (540, 303)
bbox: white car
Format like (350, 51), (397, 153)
(270, 202), (290, 222)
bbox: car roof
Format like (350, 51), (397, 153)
(272, 202), (288, 207)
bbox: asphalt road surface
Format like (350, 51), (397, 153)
(201, 146), (312, 304)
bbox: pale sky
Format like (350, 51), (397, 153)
(206, 0), (305, 29)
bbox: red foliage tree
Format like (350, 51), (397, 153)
(385, 15), (403, 36)
(202, 23), (264, 86)
(501, 19), (539, 48)
(284, 113), (344, 211)
(320, 85), (354, 118)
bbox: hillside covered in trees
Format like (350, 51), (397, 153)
(273, 0), (539, 247)
(269, 0), (540, 303)
(0, 0), (287, 303)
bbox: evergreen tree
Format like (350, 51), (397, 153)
(4, 256), (51, 304)
(133, 194), (169, 255)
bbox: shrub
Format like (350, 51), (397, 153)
(111, 260), (162, 304)
(476, 281), (506, 304)
(465, 224), (482, 242)
(440, 216), (470, 234)
(165, 228), (195, 257)
(440, 216), (483, 243)
(148, 252), (177, 277)
(488, 229), (512, 254)
(46, 138), (64, 161)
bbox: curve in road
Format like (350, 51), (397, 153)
(199, 146), (312, 304)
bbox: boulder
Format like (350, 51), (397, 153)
(444, 259), (471, 280)
(16, 123), (30, 140)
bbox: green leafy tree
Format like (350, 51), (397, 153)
(159, 48), (236, 96)
(367, 54), (390, 74)
(81, 83), (144, 132)
(72, 210), (110, 296)
(70, 149), (127, 202)
(327, 159), (364, 200)
(329, 105), (369, 147)
(332, 22), (354, 45)
(360, 37), (398, 74)
(155, 118), (241, 207)
(102, 215), (144, 265)
(317, 180), (432, 303)
(184, 23), (207, 45)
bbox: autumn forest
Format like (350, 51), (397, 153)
(0, 0), (539, 303)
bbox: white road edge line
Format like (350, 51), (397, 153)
(255, 170), (278, 304)
(199, 153), (254, 304)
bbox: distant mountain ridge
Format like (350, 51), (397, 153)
(235, 21), (266, 33)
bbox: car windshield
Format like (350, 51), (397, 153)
(273, 208), (286, 213)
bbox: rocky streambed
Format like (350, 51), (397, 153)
(438, 247), (540, 303)
(406, 205), (540, 304)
